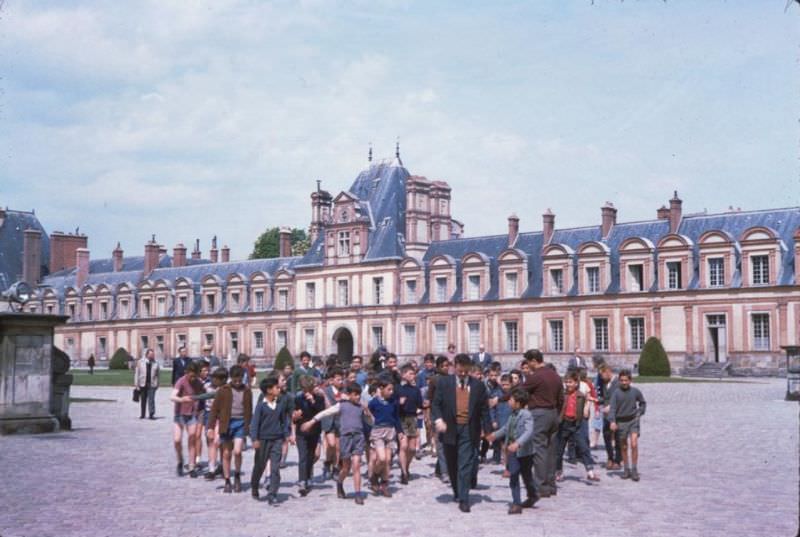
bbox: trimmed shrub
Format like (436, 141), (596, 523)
(274, 347), (294, 371)
(109, 347), (132, 370)
(638, 337), (671, 377)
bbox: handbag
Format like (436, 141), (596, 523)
(133, 388), (141, 402)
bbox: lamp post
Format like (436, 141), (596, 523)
(782, 346), (800, 401)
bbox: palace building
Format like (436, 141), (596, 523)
(10, 152), (800, 374)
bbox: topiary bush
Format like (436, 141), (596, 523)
(274, 347), (294, 371)
(109, 347), (132, 370)
(638, 336), (671, 376)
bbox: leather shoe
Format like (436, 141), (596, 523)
(521, 495), (539, 508)
(458, 501), (471, 513)
(508, 504), (523, 515)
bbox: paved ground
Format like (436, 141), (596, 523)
(1, 378), (797, 537)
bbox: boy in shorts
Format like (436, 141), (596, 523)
(196, 367), (227, 479)
(367, 377), (403, 497)
(302, 382), (370, 504)
(192, 362), (211, 470)
(209, 364), (252, 493)
(609, 369), (646, 481)
(320, 367), (345, 480)
(397, 364), (423, 484)
(170, 361), (200, 477)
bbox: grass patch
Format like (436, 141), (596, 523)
(72, 369), (171, 386)
(70, 397), (117, 403)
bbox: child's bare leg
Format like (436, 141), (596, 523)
(339, 459), (351, 483)
(222, 442), (233, 479)
(186, 424), (198, 469)
(630, 432), (639, 466)
(399, 435), (409, 474)
(352, 455), (362, 492)
(173, 424), (185, 462)
(207, 429), (218, 470)
(408, 437), (418, 472)
(620, 437), (629, 468)
(233, 438), (244, 473)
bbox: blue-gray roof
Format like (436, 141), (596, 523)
(0, 210), (50, 291)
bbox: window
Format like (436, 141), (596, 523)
(253, 331), (264, 355)
(177, 334), (187, 349)
(275, 330), (288, 351)
(253, 290), (265, 311)
(338, 231), (351, 256)
(403, 324), (417, 354)
(434, 323), (447, 353)
(550, 269), (564, 295)
(157, 296), (166, 316)
(204, 333), (214, 346)
(47, 304), (54, 314)
(593, 318), (609, 351)
(141, 298), (151, 318)
(586, 266), (600, 294)
(373, 277), (384, 305)
(156, 335), (165, 357)
(337, 280), (349, 307)
(100, 302), (108, 320)
(86, 303), (93, 321)
(752, 255), (769, 285)
(416, 222), (427, 242)
(278, 289), (289, 310)
(628, 264), (644, 292)
(467, 322), (480, 353)
(435, 276), (448, 302)
(305, 283), (315, 309)
(405, 280), (417, 303)
(505, 272), (518, 298)
(69, 303), (76, 319)
(205, 294), (216, 313)
(667, 261), (682, 290)
(549, 320), (564, 352)
(752, 314), (770, 350)
(179, 295), (188, 315)
(504, 321), (519, 353)
(229, 331), (239, 354)
(371, 326), (384, 349)
(628, 317), (645, 351)
(98, 337), (107, 357)
(140, 335), (149, 352)
(304, 329), (315, 353)
(120, 299), (128, 318)
(231, 292), (240, 310)
(708, 258), (725, 287)
(467, 275), (481, 300)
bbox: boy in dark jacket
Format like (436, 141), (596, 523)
(250, 376), (292, 505)
(208, 365), (252, 493)
(293, 375), (326, 496)
(397, 364), (423, 484)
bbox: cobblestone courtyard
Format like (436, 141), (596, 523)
(1, 378), (797, 537)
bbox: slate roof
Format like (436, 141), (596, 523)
(0, 210), (50, 292)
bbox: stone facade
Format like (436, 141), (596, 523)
(22, 157), (800, 375)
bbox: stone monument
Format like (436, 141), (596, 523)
(0, 312), (70, 434)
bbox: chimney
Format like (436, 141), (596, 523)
(279, 228), (292, 257)
(210, 236), (218, 263)
(601, 202), (617, 239)
(221, 245), (230, 263)
(49, 230), (88, 273)
(669, 191), (683, 234)
(542, 209), (555, 246)
(507, 214), (519, 247)
(191, 238), (201, 260)
(23, 228), (43, 285)
(144, 235), (160, 276)
(112, 242), (124, 272)
(76, 248), (90, 289)
(172, 243), (187, 268)
(657, 205), (670, 220)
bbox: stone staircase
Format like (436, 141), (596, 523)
(682, 361), (730, 379)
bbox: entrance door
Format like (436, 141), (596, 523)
(332, 327), (354, 363)
(706, 314), (727, 363)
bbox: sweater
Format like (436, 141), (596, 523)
(314, 400), (367, 435)
(250, 396), (291, 441)
(368, 395), (401, 432)
(397, 383), (423, 417)
(609, 386), (646, 422)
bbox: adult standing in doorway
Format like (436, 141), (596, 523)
(432, 353), (491, 513)
(135, 348), (160, 419)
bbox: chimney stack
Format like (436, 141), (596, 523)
(507, 214), (519, 247)
(112, 242), (124, 272)
(144, 235), (160, 276)
(279, 228), (292, 257)
(601, 202), (617, 239)
(657, 205), (670, 220)
(172, 243), (187, 268)
(49, 230), (88, 273)
(669, 191), (683, 234)
(23, 228), (43, 285)
(221, 245), (230, 263)
(191, 238), (201, 260)
(76, 248), (90, 289)
(542, 209), (555, 246)
(210, 236), (218, 263)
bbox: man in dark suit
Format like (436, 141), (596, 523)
(171, 346), (192, 386)
(432, 353), (491, 513)
(471, 344), (493, 371)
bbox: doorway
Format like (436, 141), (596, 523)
(332, 327), (354, 363)
(706, 314), (727, 363)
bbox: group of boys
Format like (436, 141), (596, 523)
(162, 346), (646, 514)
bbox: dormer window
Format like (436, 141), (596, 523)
(751, 255), (769, 285)
(628, 264), (644, 292)
(708, 258), (725, 288)
(667, 262), (682, 290)
(405, 279), (417, 303)
(550, 269), (564, 295)
(435, 277), (448, 302)
(338, 231), (351, 256)
(467, 275), (480, 300)
(586, 267), (600, 294)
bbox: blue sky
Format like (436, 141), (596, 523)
(1, 1), (798, 261)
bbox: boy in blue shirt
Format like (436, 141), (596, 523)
(250, 377), (291, 505)
(367, 377), (403, 497)
(397, 364), (423, 484)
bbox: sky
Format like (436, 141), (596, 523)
(1, 1), (798, 262)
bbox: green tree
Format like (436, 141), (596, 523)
(637, 336), (671, 377)
(274, 347), (294, 371)
(249, 227), (310, 259)
(109, 347), (132, 370)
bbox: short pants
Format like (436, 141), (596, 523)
(174, 414), (198, 426)
(340, 431), (366, 458)
(219, 417), (246, 442)
(401, 415), (419, 437)
(370, 426), (396, 449)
